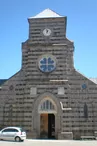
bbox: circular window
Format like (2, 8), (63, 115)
(82, 84), (87, 89)
(9, 85), (14, 90)
(38, 54), (56, 73)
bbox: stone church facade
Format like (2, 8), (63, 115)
(0, 9), (97, 140)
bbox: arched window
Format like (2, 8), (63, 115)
(39, 99), (56, 113)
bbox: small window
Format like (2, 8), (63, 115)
(84, 103), (88, 119)
(82, 84), (87, 89)
(30, 87), (37, 95)
(58, 87), (64, 95)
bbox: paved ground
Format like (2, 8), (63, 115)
(0, 139), (97, 146)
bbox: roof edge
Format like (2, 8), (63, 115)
(75, 69), (97, 84)
(28, 8), (64, 19)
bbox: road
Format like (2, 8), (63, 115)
(0, 139), (97, 146)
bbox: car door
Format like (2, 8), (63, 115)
(10, 128), (19, 141)
(0, 128), (10, 140)
(0, 128), (15, 141)
(5, 128), (16, 141)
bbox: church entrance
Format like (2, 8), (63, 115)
(40, 113), (55, 139)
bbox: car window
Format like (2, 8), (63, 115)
(12, 129), (19, 132)
(8, 129), (19, 132)
(2, 128), (19, 132)
(2, 129), (11, 132)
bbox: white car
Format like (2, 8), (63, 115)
(0, 127), (26, 142)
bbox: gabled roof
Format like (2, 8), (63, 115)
(29, 8), (63, 19)
(76, 70), (97, 85)
(89, 78), (97, 84)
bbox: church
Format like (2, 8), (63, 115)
(0, 9), (97, 140)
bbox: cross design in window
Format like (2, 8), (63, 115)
(39, 56), (56, 72)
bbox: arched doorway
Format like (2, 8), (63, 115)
(32, 92), (62, 139)
(39, 99), (56, 139)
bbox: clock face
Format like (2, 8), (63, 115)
(43, 28), (51, 36)
(38, 54), (56, 73)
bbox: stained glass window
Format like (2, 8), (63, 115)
(39, 55), (56, 72)
(39, 100), (55, 111)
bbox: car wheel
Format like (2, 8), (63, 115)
(15, 136), (21, 142)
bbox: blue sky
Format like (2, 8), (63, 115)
(0, 0), (97, 79)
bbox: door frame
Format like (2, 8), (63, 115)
(32, 92), (62, 139)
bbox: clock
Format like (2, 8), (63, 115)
(43, 28), (51, 36)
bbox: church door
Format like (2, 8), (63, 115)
(40, 113), (55, 139)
